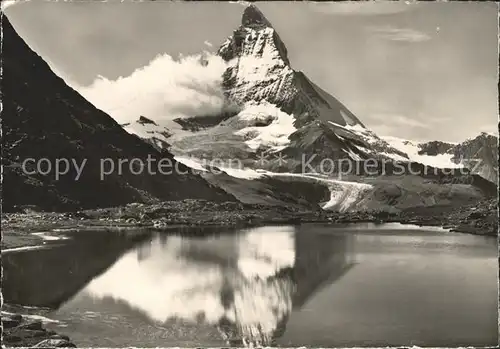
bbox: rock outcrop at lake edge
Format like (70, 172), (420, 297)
(1, 312), (76, 348)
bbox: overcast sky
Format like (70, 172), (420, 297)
(4, 1), (498, 142)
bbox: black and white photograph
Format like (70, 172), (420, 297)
(1, 1), (498, 348)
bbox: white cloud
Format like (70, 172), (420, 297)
(229, 1), (251, 7)
(311, 1), (417, 16)
(203, 40), (213, 48)
(75, 52), (230, 124)
(477, 123), (499, 135)
(368, 25), (431, 43)
(1, 0), (20, 11)
(368, 113), (430, 129)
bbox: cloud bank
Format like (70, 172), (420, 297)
(311, 1), (417, 16)
(77, 52), (229, 125)
(368, 26), (431, 43)
(368, 113), (430, 129)
(1, 0), (19, 11)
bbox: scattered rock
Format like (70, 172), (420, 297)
(33, 339), (76, 348)
(49, 335), (71, 341)
(2, 314), (22, 329)
(468, 211), (485, 219)
(19, 321), (44, 331)
(2, 196), (497, 252)
(1, 312), (76, 348)
(4, 335), (22, 343)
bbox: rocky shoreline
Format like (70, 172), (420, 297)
(2, 198), (497, 248)
(1, 198), (497, 347)
(1, 312), (76, 348)
(399, 198), (498, 236)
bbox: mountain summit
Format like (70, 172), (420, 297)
(119, 5), (495, 179)
(132, 5), (409, 168)
(123, 4), (407, 167)
(215, 5), (407, 167)
(219, 4), (364, 128)
(241, 4), (272, 27)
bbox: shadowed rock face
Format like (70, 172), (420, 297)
(137, 116), (158, 126)
(1, 17), (235, 212)
(451, 133), (498, 184)
(416, 133), (498, 184)
(241, 4), (273, 28)
(417, 141), (455, 156)
(1, 231), (151, 308)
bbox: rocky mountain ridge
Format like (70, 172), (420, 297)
(449, 132), (498, 183)
(128, 5), (498, 182)
(216, 5), (409, 165)
(385, 132), (498, 183)
(126, 5), (409, 167)
(1, 16), (235, 212)
(119, 4), (497, 214)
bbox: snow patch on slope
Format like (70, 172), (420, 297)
(221, 167), (265, 180)
(383, 136), (463, 169)
(328, 121), (408, 161)
(123, 119), (173, 148)
(254, 172), (373, 212)
(173, 155), (265, 180)
(234, 102), (296, 152)
(174, 156), (209, 172)
(321, 181), (373, 212)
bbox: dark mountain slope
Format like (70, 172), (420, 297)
(417, 140), (455, 156)
(450, 132), (498, 184)
(1, 16), (234, 212)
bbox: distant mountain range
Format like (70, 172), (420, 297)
(383, 132), (498, 183)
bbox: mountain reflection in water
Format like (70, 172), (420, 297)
(68, 225), (354, 346)
(4, 224), (496, 347)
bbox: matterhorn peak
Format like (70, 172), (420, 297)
(218, 4), (288, 63)
(217, 3), (367, 131)
(241, 4), (272, 28)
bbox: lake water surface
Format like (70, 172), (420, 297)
(3, 223), (498, 347)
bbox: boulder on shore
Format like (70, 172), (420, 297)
(1, 312), (76, 348)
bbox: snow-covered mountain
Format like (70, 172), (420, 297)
(126, 5), (408, 169)
(110, 4), (497, 211)
(382, 136), (461, 169)
(218, 6), (363, 128)
(216, 5), (408, 166)
(450, 132), (498, 184)
(384, 132), (498, 183)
